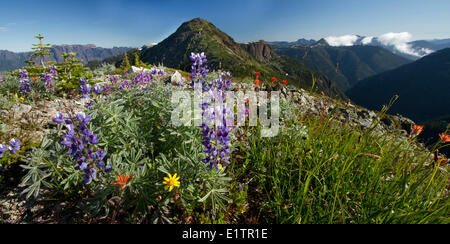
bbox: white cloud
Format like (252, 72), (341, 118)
(361, 36), (374, 45)
(378, 32), (427, 57)
(0, 23), (16, 32)
(419, 47), (434, 55)
(325, 35), (359, 46)
(325, 32), (435, 57)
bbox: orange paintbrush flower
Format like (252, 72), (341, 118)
(439, 133), (450, 143)
(112, 174), (136, 188)
(412, 125), (423, 136)
(255, 79), (260, 86)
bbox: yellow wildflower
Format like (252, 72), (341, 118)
(163, 173), (180, 192)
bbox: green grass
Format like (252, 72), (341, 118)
(231, 106), (449, 224)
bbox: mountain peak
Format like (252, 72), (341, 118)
(141, 19), (346, 99)
(179, 18), (215, 32)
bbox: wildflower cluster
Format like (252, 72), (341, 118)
(119, 79), (131, 90)
(132, 72), (152, 87)
(40, 65), (59, 91)
(79, 78), (91, 98)
(0, 139), (21, 158)
(151, 66), (166, 75)
(19, 69), (31, 94)
(53, 112), (111, 184)
(109, 75), (119, 85)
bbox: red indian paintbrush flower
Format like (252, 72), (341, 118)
(411, 125), (423, 136)
(255, 79), (260, 86)
(272, 77), (277, 82)
(112, 174), (136, 188)
(439, 133), (450, 143)
(255, 72), (260, 77)
(32, 77), (38, 82)
(282, 80), (287, 85)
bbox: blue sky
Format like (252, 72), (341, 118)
(1, 0), (450, 52)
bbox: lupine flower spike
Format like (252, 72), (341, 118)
(54, 112), (111, 184)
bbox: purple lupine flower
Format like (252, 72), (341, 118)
(20, 79), (32, 94)
(58, 112), (110, 185)
(52, 112), (65, 124)
(79, 78), (87, 86)
(239, 183), (245, 190)
(103, 85), (111, 95)
(41, 73), (54, 91)
(120, 79), (131, 90)
(109, 75), (118, 85)
(93, 83), (103, 94)
(193, 53), (233, 170)
(132, 72), (151, 87)
(48, 65), (58, 79)
(8, 139), (20, 154)
(79, 84), (91, 98)
(81, 167), (97, 185)
(0, 144), (5, 158)
(18, 69), (31, 94)
(19, 69), (28, 80)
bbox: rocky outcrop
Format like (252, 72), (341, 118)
(241, 41), (274, 63)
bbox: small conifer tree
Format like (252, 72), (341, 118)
(31, 34), (53, 68)
(61, 52), (83, 79)
(134, 52), (143, 67)
(122, 52), (131, 69)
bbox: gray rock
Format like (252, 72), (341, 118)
(11, 104), (32, 118)
(170, 71), (184, 85)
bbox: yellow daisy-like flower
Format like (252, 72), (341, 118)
(163, 173), (180, 192)
(19, 97), (24, 102)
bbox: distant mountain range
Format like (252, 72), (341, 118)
(346, 48), (450, 123)
(271, 44), (411, 91)
(0, 45), (132, 72)
(270, 35), (450, 61)
(138, 18), (346, 99)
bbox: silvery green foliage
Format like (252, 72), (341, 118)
(92, 64), (116, 77)
(20, 78), (231, 221)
